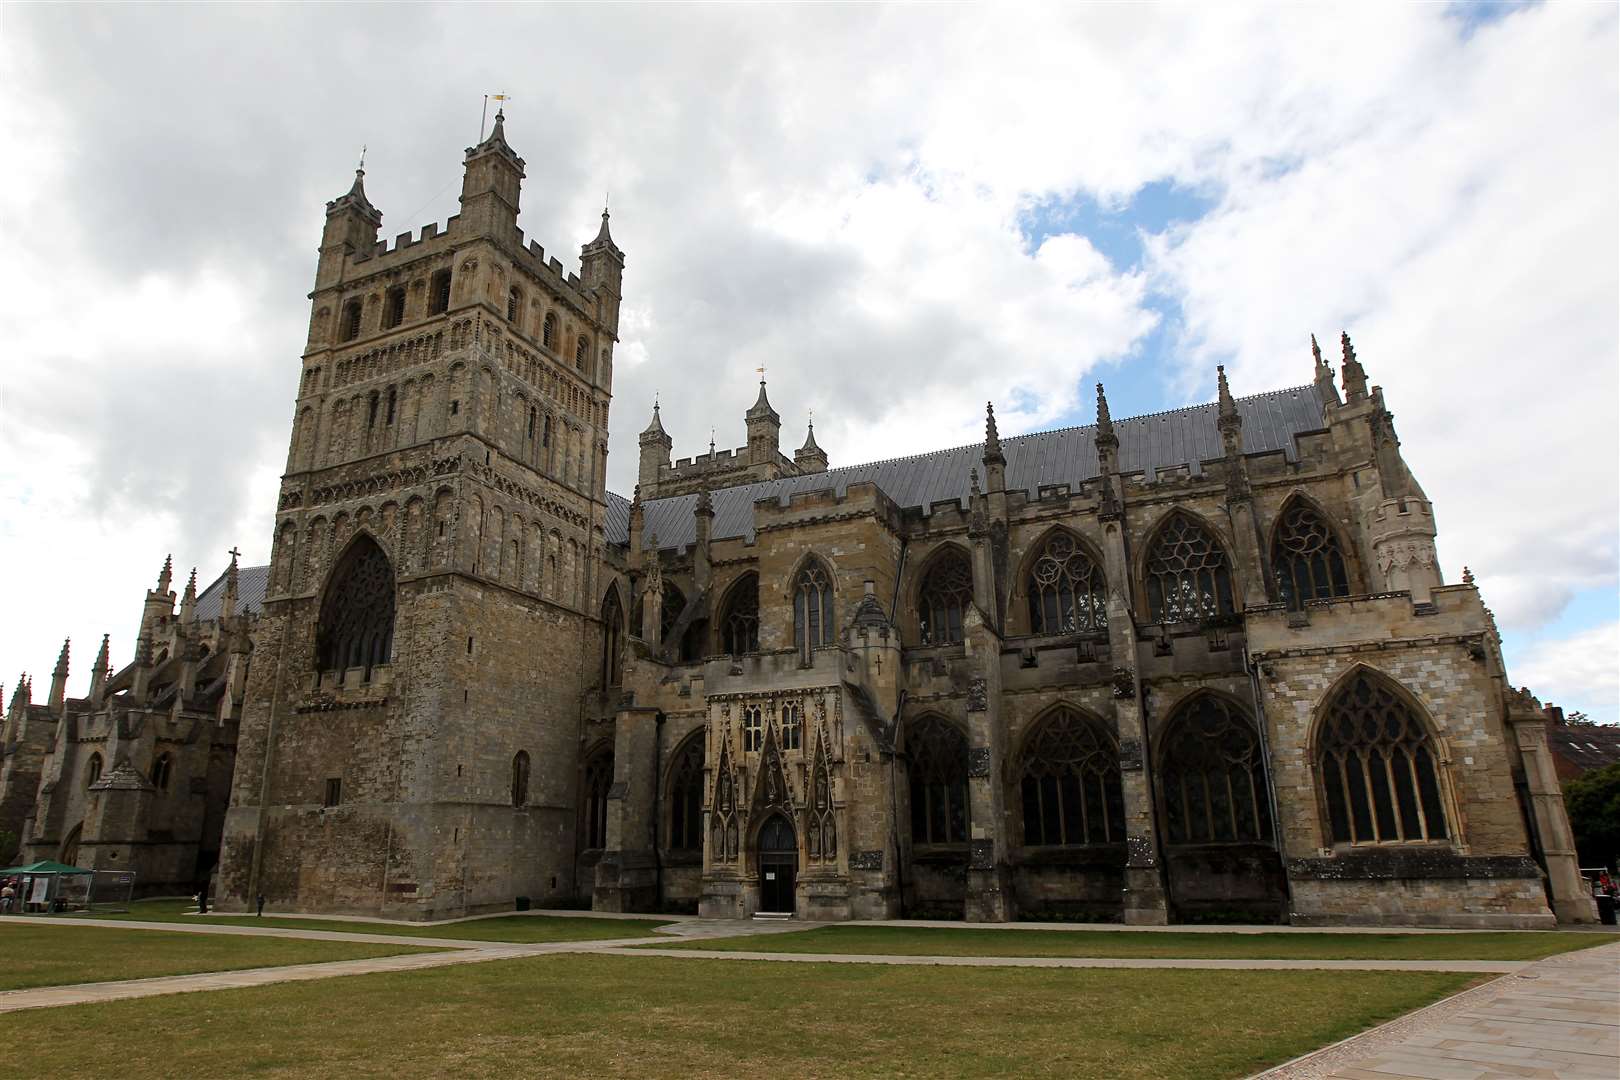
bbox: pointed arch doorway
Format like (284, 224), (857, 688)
(757, 814), (798, 914)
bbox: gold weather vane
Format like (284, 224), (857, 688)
(756, 364), (767, 382)
(479, 92), (511, 141)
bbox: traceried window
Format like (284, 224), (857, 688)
(151, 752), (173, 793)
(600, 586), (625, 687)
(742, 705), (764, 752)
(315, 536), (395, 678)
(86, 753), (103, 789)
(720, 574), (760, 656)
(1020, 708), (1124, 846)
(793, 560), (834, 663)
(1317, 670), (1449, 846)
(909, 716), (969, 845)
(542, 312), (557, 349)
(1272, 500), (1350, 610)
(340, 300), (362, 342)
(918, 548), (973, 645)
(429, 270), (451, 315)
(1145, 513), (1234, 624)
(511, 750), (530, 808)
(667, 736), (704, 852)
(1159, 695), (1270, 845)
(780, 703), (802, 751)
(1026, 532), (1107, 635)
(582, 749), (613, 848)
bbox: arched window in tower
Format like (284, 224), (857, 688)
(1158, 695), (1270, 845)
(315, 535), (396, 680)
(582, 748), (614, 849)
(511, 750), (530, 808)
(909, 716), (969, 845)
(793, 560), (835, 663)
(1316, 669), (1449, 845)
(150, 752), (173, 793)
(600, 586), (625, 687)
(720, 574), (760, 656)
(542, 312), (557, 350)
(575, 335), (590, 372)
(1027, 532), (1108, 635)
(506, 286), (522, 324)
(667, 735), (705, 853)
(85, 753), (103, 789)
(1019, 708), (1124, 847)
(340, 300), (362, 342)
(918, 548), (974, 645)
(1272, 500), (1351, 610)
(384, 286), (406, 329)
(429, 269), (451, 315)
(1145, 513), (1234, 624)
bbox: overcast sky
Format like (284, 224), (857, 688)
(1, 3), (1615, 722)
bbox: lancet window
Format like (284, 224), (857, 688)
(511, 750), (530, 808)
(720, 574), (760, 656)
(742, 705), (764, 753)
(1019, 708), (1124, 846)
(582, 749), (613, 849)
(600, 586), (625, 687)
(86, 753), (103, 789)
(909, 716), (969, 845)
(918, 548), (974, 645)
(315, 536), (395, 678)
(793, 560), (835, 663)
(1026, 532), (1108, 635)
(667, 736), (705, 853)
(151, 752), (173, 793)
(1317, 670), (1449, 845)
(1272, 500), (1351, 610)
(1159, 695), (1270, 845)
(1145, 513), (1234, 623)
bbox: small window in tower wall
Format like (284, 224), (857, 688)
(324, 778), (342, 808)
(368, 393), (379, 430)
(507, 286), (522, 323)
(429, 270), (452, 315)
(450, 400), (460, 416)
(543, 313), (557, 349)
(340, 301), (362, 342)
(385, 387), (396, 425)
(575, 337), (588, 371)
(385, 287), (406, 328)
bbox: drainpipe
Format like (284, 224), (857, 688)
(1245, 646), (1294, 917)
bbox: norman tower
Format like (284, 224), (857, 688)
(217, 114), (624, 917)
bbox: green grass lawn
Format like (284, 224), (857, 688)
(652, 923), (1612, 961)
(0, 953), (1477, 1079)
(0, 923), (440, 992)
(76, 898), (669, 943)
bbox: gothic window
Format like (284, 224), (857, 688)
(909, 716), (969, 845)
(742, 705), (764, 753)
(543, 413), (552, 448)
(340, 300), (362, 342)
(1026, 532), (1107, 635)
(507, 286), (522, 323)
(151, 752), (173, 793)
(1272, 500), (1350, 610)
(511, 750), (530, 808)
(1159, 695), (1271, 845)
(367, 391), (380, 430)
(1145, 513), (1234, 624)
(667, 736), (704, 852)
(315, 536), (396, 678)
(542, 312), (557, 349)
(781, 703), (802, 751)
(429, 270), (451, 315)
(793, 560), (834, 663)
(918, 548), (973, 645)
(384, 286), (406, 329)
(1317, 669), (1449, 845)
(807, 752), (837, 861)
(582, 749), (613, 849)
(720, 574), (760, 656)
(1020, 708), (1124, 846)
(600, 586), (625, 687)
(86, 753), (103, 789)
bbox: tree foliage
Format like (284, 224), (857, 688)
(1563, 762), (1620, 869)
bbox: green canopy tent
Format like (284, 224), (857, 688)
(0, 860), (95, 913)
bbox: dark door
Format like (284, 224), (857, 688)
(757, 814), (798, 913)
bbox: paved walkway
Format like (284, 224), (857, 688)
(1260, 940), (1620, 1080)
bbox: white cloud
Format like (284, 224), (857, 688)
(1511, 621), (1620, 723)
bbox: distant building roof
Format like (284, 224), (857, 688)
(192, 564), (270, 622)
(1548, 720), (1620, 780)
(607, 384), (1328, 550)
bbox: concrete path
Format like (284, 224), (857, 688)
(1259, 940), (1620, 1080)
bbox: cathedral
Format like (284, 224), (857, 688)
(1, 115), (1595, 928)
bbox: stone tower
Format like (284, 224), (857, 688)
(217, 114), (624, 918)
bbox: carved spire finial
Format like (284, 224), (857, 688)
(157, 554), (173, 593)
(53, 638), (70, 677)
(983, 401), (1004, 460)
(1340, 330), (1368, 402)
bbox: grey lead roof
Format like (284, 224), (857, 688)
(606, 384), (1327, 552)
(192, 564), (270, 623)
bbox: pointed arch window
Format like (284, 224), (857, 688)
(720, 574), (760, 656)
(151, 752), (174, 793)
(668, 736), (705, 852)
(1159, 695), (1270, 845)
(1027, 532), (1107, 635)
(600, 587), (625, 687)
(1317, 670), (1449, 845)
(1145, 514), (1234, 623)
(511, 750), (530, 808)
(582, 749), (613, 849)
(315, 536), (395, 679)
(1273, 501), (1350, 610)
(918, 548), (973, 645)
(909, 716), (969, 845)
(808, 750), (837, 861)
(86, 753), (104, 789)
(1020, 708), (1123, 846)
(793, 561), (835, 662)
